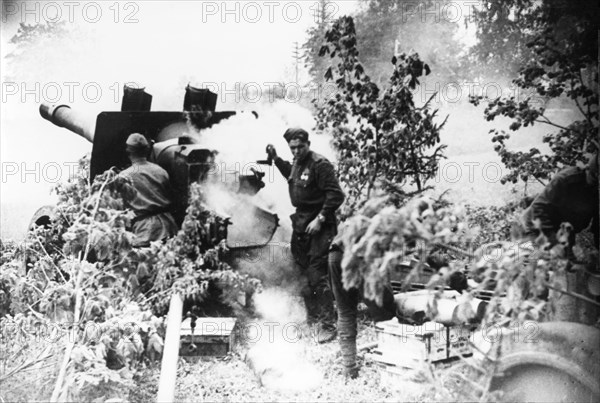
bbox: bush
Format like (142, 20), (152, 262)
(0, 156), (261, 400)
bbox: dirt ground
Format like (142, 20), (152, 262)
(128, 318), (466, 402)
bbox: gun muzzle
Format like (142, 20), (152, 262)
(39, 103), (94, 143)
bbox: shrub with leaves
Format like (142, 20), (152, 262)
(135, 182), (262, 315)
(469, 0), (598, 185)
(0, 155), (262, 401)
(338, 196), (476, 306)
(314, 16), (447, 217)
(336, 194), (595, 322)
(465, 201), (524, 246)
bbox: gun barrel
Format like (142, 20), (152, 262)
(39, 103), (94, 143)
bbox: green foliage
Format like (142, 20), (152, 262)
(8, 21), (69, 51)
(0, 243), (21, 316)
(4, 21), (71, 82)
(470, 0), (599, 184)
(354, 0), (465, 86)
(337, 194), (591, 324)
(468, 0), (539, 79)
(470, 0), (598, 78)
(465, 202), (524, 245)
(303, 0), (336, 84)
(136, 183), (262, 315)
(0, 155), (261, 400)
(314, 16), (446, 216)
(304, 1), (465, 87)
(338, 197), (476, 306)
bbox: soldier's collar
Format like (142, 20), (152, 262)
(294, 150), (312, 165)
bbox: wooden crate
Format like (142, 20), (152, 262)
(447, 325), (473, 358)
(372, 320), (447, 368)
(179, 317), (237, 357)
(371, 318), (474, 369)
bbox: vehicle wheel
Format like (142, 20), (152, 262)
(28, 205), (57, 230)
(490, 322), (599, 402)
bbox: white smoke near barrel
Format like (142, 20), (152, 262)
(191, 101), (337, 289)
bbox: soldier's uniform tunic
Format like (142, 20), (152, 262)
(274, 150), (345, 328)
(121, 160), (178, 247)
(521, 166), (598, 247)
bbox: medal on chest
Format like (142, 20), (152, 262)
(300, 169), (310, 181)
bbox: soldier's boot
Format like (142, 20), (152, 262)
(302, 287), (337, 343)
(315, 323), (337, 344)
(338, 306), (358, 376)
(342, 363), (359, 380)
(340, 334), (358, 378)
(314, 288), (337, 344)
(302, 286), (319, 326)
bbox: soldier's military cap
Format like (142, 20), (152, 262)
(283, 127), (309, 143)
(126, 133), (150, 150)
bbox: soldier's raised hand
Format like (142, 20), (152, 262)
(266, 144), (277, 159)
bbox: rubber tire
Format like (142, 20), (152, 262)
(490, 322), (600, 402)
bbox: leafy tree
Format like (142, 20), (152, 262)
(315, 16), (447, 216)
(354, 0), (465, 86)
(303, 0), (337, 85)
(7, 21), (69, 52)
(3, 21), (71, 81)
(467, 0), (538, 80)
(469, 0), (599, 185)
(304, 1), (465, 88)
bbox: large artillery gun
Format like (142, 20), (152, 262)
(37, 84), (278, 249)
(36, 85), (283, 400)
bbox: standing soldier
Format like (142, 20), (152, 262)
(121, 133), (178, 247)
(267, 128), (345, 343)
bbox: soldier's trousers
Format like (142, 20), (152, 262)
(290, 222), (337, 330)
(328, 248), (396, 369)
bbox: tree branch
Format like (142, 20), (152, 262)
(50, 259), (84, 402)
(418, 91), (438, 110)
(83, 174), (112, 261)
(534, 115), (579, 133)
(0, 345), (53, 382)
(573, 96), (593, 126)
(34, 237), (67, 284)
